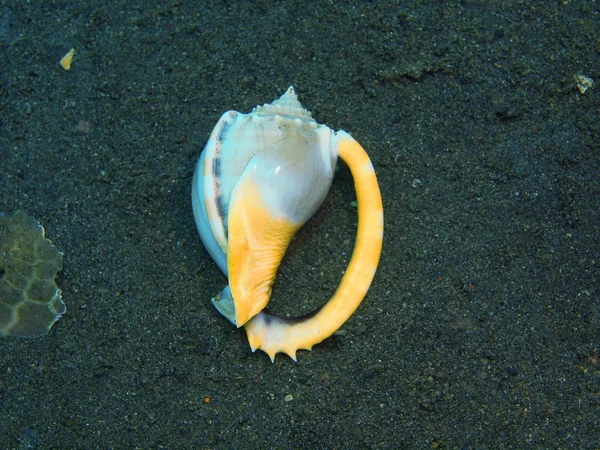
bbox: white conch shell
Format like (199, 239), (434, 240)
(192, 87), (383, 361)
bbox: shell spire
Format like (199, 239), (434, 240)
(254, 86), (314, 121)
(272, 86), (301, 109)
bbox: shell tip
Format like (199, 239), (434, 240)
(277, 86), (298, 104)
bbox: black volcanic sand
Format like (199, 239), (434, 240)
(0, 1), (598, 448)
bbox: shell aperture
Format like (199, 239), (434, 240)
(192, 87), (383, 361)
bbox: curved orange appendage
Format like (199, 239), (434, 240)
(243, 131), (384, 361)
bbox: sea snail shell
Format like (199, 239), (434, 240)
(191, 87), (383, 361)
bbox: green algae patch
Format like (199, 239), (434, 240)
(0, 212), (66, 337)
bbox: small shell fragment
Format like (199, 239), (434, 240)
(574, 74), (593, 94)
(60, 48), (75, 70)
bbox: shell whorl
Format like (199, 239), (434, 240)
(253, 86), (314, 122)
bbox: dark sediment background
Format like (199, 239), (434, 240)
(0, 1), (598, 448)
